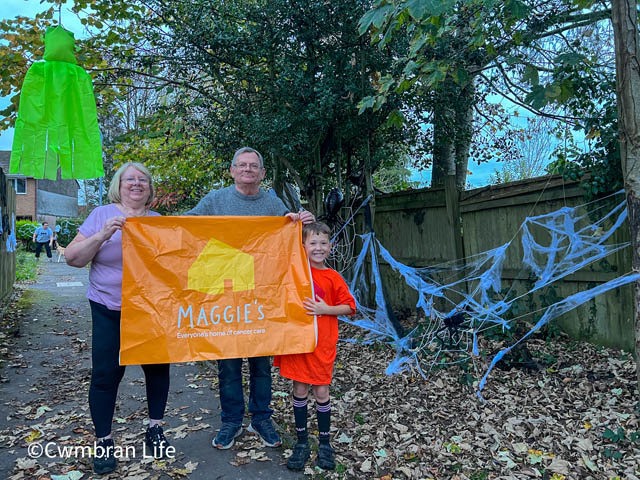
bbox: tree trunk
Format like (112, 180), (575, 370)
(272, 153), (284, 200)
(611, 0), (640, 394)
(454, 81), (475, 190)
(432, 80), (475, 190)
(431, 93), (455, 188)
(314, 144), (323, 216)
(364, 134), (375, 225)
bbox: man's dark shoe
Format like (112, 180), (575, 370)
(145, 425), (171, 458)
(213, 423), (243, 449)
(286, 442), (310, 471)
(93, 438), (117, 475)
(316, 443), (335, 470)
(247, 419), (281, 447)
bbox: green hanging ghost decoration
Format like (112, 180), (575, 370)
(10, 26), (104, 179)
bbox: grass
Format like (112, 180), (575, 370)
(16, 247), (38, 282)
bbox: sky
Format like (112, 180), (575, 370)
(408, 107), (568, 188)
(0, 1), (577, 190)
(409, 148), (526, 188)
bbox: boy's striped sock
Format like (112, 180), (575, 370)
(293, 395), (308, 443)
(316, 399), (331, 445)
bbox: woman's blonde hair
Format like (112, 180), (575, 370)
(107, 162), (155, 207)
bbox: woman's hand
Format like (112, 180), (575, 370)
(99, 216), (126, 242)
(66, 215), (126, 268)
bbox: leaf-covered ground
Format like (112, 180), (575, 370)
(1, 266), (639, 479)
(274, 323), (640, 479)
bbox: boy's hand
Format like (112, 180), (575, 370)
(303, 295), (331, 316)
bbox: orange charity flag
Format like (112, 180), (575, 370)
(120, 216), (315, 365)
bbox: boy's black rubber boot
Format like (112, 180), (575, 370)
(286, 442), (311, 471)
(316, 443), (335, 470)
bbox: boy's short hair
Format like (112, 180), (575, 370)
(302, 221), (331, 241)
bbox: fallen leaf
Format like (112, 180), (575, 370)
(548, 457), (570, 474)
(24, 430), (41, 442)
(581, 454), (598, 472)
(50, 472), (84, 480)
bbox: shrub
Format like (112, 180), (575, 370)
(56, 217), (83, 247)
(16, 220), (39, 251)
(16, 220), (38, 240)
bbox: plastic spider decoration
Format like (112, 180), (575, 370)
(434, 309), (470, 349)
(319, 188), (345, 238)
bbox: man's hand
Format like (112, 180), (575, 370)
(299, 210), (315, 224)
(285, 210), (316, 224)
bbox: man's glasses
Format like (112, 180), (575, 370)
(233, 163), (262, 170)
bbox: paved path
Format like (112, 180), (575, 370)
(0, 260), (303, 479)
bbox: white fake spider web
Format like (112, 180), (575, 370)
(336, 190), (639, 395)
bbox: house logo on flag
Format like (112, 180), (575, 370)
(187, 237), (255, 296)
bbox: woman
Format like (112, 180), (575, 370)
(66, 162), (170, 475)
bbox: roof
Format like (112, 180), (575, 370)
(0, 150), (28, 178)
(0, 150), (10, 175)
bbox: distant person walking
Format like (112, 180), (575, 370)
(32, 221), (53, 261)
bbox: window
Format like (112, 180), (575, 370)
(10, 178), (26, 194)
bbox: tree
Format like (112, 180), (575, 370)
(373, 153), (420, 192)
(130, 0), (425, 215)
(0, 0), (229, 206)
(358, 0), (611, 190)
(542, 21), (623, 201)
(610, 0), (640, 393)
(489, 116), (558, 184)
(1, 0), (429, 214)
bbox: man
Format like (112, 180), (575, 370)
(187, 147), (314, 450)
(33, 221), (54, 261)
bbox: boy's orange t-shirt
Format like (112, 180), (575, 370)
(275, 266), (356, 385)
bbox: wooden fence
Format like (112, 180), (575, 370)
(358, 174), (633, 351)
(0, 166), (16, 309)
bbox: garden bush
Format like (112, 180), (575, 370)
(15, 220), (38, 251)
(56, 217), (83, 247)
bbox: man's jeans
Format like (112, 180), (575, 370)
(217, 356), (273, 425)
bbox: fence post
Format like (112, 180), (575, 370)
(0, 166), (17, 307)
(444, 175), (464, 262)
(444, 175), (467, 304)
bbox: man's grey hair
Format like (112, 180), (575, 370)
(232, 147), (264, 168)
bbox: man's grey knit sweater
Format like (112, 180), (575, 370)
(185, 185), (288, 217)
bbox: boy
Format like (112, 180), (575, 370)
(275, 222), (356, 471)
